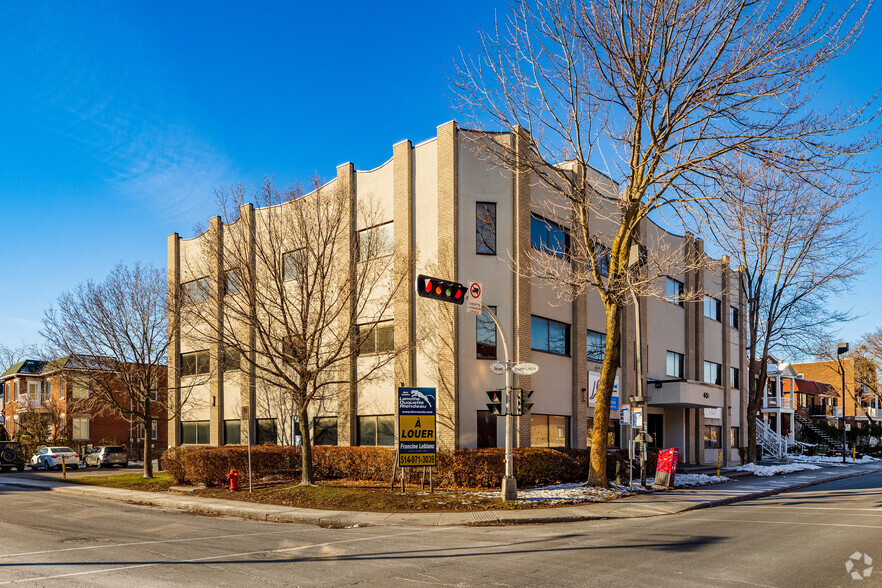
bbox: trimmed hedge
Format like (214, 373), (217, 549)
(163, 445), (660, 488)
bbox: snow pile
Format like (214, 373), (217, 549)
(669, 473), (730, 487)
(734, 462), (821, 476)
(792, 454), (880, 465)
(506, 482), (633, 505)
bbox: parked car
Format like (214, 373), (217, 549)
(30, 447), (80, 470)
(83, 446), (128, 468)
(0, 441), (26, 472)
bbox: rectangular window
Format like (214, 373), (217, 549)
(13, 381), (18, 402)
(28, 381), (40, 403)
(704, 361), (722, 385)
(72, 383), (88, 399)
(704, 297), (721, 321)
(357, 321), (394, 355)
(314, 417), (338, 446)
(256, 418), (277, 445)
(137, 421), (159, 440)
(704, 425), (722, 448)
(224, 269), (243, 295)
(45, 380), (52, 399)
(476, 202), (497, 255)
(357, 415), (394, 446)
(476, 306), (498, 359)
(666, 351), (684, 378)
(530, 214), (568, 259)
(72, 416), (90, 440)
(283, 249), (304, 281)
(730, 426), (740, 448)
(729, 306), (739, 329)
(181, 421), (211, 445)
(666, 278), (684, 307)
(224, 419), (241, 444)
(530, 414), (570, 448)
(587, 330), (606, 363)
(530, 315), (571, 356)
(476, 410), (498, 448)
(182, 277), (210, 305)
(223, 348), (241, 372)
(358, 222), (394, 261)
(730, 366), (740, 389)
(181, 351), (210, 376)
(59, 378), (65, 400)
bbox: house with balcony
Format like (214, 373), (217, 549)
(794, 358), (880, 425)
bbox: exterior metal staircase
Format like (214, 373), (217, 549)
(756, 418), (789, 459)
(794, 413), (843, 450)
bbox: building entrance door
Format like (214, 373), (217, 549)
(648, 413), (664, 448)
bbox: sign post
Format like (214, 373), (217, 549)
(243, 405), (252, 493)
(398, 387), (436, 468)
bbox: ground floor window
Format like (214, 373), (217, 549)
(730, 426), (740, 448)
(224, 419), (241, 445)
(71, 416), (89, 440)
(531, 414), (569, 448)
(586, 417), (620, 448)
(314, 417), (337, 446)
(181, 421), (210, 444)
(477, 410), (498, 448)
(256, 418), (277, 445)
(704, 425), (722, 448)
(358, 415), (394, 446)
(137, 421), (158, 440)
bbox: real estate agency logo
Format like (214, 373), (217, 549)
(845, 552), (873, 581)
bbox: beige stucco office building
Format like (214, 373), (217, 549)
(167, 121), (748, 466)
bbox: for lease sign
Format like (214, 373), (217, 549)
(398, 387), (436, 467)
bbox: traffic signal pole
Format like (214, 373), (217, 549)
(481, 304), (517, 500)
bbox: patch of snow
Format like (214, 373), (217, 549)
(669, 473), (730, 487)
(792, 455), (879, 464)
(734, 462), (821, 476)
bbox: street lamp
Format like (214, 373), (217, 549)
(837, 342), (848, 464)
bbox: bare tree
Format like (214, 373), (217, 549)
(182, 179), (410, 485)
(0, 342), (43, 373)
(813, 337), (880, 425)
(42, 263), (170, 478)
(702, 162), (871, 461)
(450, 0), (878, 485)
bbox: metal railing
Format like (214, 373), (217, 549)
(756, 417), (789, 459)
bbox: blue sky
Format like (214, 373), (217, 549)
(1, 2), (880, 353)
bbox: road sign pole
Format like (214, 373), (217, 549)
(481, 304), (517, 500)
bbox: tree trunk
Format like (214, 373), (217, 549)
(586, 301), (623, 487)
(299, 406), (313, 485)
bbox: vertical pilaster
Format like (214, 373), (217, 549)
(337, 162), (357, 447)
(436, 121), (459, 451)
(208, 216), (224, 446)
(721, 256), (731, 465)
(512, 126), (532, 447)
(572, 292), (588, 448)
(167, 233), (181, 447)
(240, 203), (256, 444)
(393, 140), (415, 389)
(738, 267), (748, 449)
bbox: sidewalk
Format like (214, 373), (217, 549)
(1, 462), (879, 528)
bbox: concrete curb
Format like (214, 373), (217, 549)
(2, 464), (879, 528)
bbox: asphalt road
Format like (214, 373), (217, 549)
(0, 472), (880, 587)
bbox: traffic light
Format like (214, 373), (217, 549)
(416, 274), (466, 305)
(486, 389), (505, 416)
(514, 389), (534, 416)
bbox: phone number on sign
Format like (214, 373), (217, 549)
(399, 454), (436, 467)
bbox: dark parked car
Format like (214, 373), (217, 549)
(0, 441), (26, 472)
(84, 446), (128, 468)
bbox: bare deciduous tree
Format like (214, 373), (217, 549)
(702, 162), (872, 461)
(42, 263), (171, 478)
(450, 0), (878, 485)
(183, 179), (410, 485)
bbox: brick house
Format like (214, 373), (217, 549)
(1, 357), (168, 459)
(793, 358), (880, 424)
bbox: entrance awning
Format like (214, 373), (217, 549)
(649, 380), (723, 408)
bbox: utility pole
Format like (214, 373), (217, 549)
(837, 342), (849, 464)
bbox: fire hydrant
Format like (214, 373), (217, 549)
(227, 469), (239, 492)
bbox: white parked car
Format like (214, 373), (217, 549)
(30, 447), (80, 471)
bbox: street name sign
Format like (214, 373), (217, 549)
(511, 362), (539, 376)
(398, 387), (436, 467)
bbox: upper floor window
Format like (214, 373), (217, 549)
(182, 277), (210, 305)
(666, 351), (684, 378)
(181, 350), (210, 376)
(531, 315), (571, 356)
(704, 297), (721, 321)
(530, 215), (568, 259)
(283, 249), (305, 281)
(730, 366), (740, 389)
(476, 202), (497, 255)
(729, 306), (739, 329)
(59, 378), (66, 400)
(587, 330), (606, 363)
(666, 278), (684, 307)
(224, 268), (243, 295)
(223, 348), (241, 372)
(72, 383), (89, 399)
(45, 380), (53, 398)
(704, 361), (722, 386)
(358, 321), (394, 355)
(358, 222), (393, 261)
(476, 306), (498, 360)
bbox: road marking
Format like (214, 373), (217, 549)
(0, 527), (454, 584)
(727, 504), (882, 513)
(692, 518), (882, 529)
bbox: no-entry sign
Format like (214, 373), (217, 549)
(398, 387), (436, 467)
